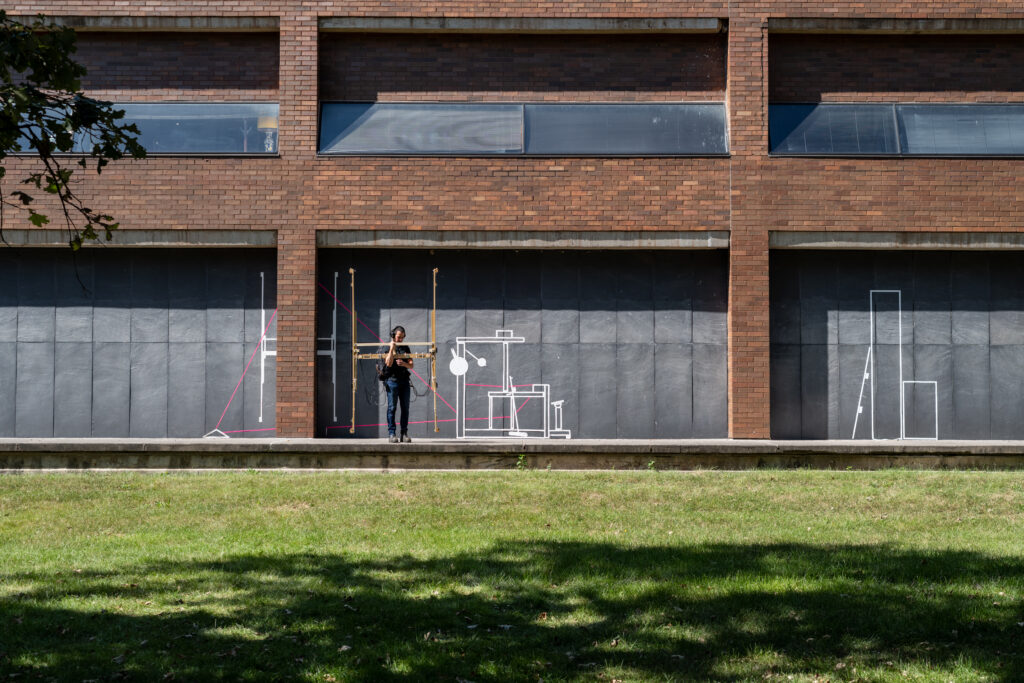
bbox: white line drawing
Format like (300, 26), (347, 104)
(449, 329), (571, 439)
(203, 273), (278, 438)
(851, 289), (939, 440)
(259, 271), (277, 423)
(315, 271), (340, 423)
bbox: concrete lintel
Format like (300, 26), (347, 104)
(319, 17), (723, 34)
(317, 230), (729, 250)
(1, 229), (276, 248)
(771, 231), (1024, 251)
(768, 17), (1024, 35)
(9, 15), (279, 32)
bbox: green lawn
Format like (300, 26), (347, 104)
(1, 470), (1022, 682)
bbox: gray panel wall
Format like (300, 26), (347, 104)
(0, 249), (276, 437)
(317, 249), (729, 439)
(771, 251), (1024, 440)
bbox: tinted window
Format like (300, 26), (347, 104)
(319, 103), (524, 154)
(898, 104), (1024, 155)
(524, 103), (727, 155)
(319, 102), (728, 156)
(769, 104), (898, 155)
(112, 103), (278, 154)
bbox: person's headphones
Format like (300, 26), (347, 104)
(391, 325), (406, 340)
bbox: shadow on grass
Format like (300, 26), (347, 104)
(2, 542), (1023, 681)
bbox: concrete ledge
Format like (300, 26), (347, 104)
(2, 439), (1024, 471)
(1, 229), (276, 248)
(768, 17), (1024, 34)
(319, 17), (723, 34)
(771, 231), (1024, 251)
(10, 16), (279, 32)
(318, 230), (729, 250)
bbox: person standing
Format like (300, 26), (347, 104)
(380, 325), (413, 443)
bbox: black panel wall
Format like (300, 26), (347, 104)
(316, 249), (728, 439)
(771, 251), (1024, 440)
(0, 248), (276, 438)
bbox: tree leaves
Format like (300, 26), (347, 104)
(0, 10), (145, 247)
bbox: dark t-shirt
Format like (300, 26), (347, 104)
(378, 344), (411, 382)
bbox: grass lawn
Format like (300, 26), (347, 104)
(1, 470), (1023, 682)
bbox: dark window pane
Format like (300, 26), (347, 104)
(524, 103), (727, 155)
(897, 104), (1024, 155)
(319, 103), (523, 154)
(769, 104), (898, 155)
(82, 103), (280, 154)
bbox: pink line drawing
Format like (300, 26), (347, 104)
(317, 278), (457, 425)
(204, 309), (278, 438)
(318, 281), (382, 342)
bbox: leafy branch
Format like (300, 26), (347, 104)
(0, 10), (145, 249)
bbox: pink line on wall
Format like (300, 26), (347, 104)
(318, 281), (382, 342)
(318, 280), (457, 414)
(212, 309), (278, 432)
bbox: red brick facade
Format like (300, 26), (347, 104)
(8, 1), (1024, 438)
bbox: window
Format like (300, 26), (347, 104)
(319, 103), (522, 154)
(769, 104), (898, 155)
(770, 103), (1024, 157)
(319, 102), (728, 156)
(48, 103), (280, 155)
(898, 105), (1024, 156)
(524, 103), (727, 155)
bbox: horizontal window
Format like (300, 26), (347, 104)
(524, 104), (727, 155)
(118, 103), (279, 154)
(32, 103), (280, 155)
(319, 102), (728, 156)
(771, 103), (1024, 156)
(898, 105), (1024, 155)
(319, 103), (523, 154)
(769, 104), (898, 155)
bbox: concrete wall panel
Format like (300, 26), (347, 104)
(0, 249), (275, 438)
(15, 342), (54, 437)
(0, 344), (15, 435)
(772, 251), (1024, 440)
(319, 249), (728, 439)
(53, 342), (93, 437)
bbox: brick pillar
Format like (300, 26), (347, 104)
(727, 18), (771, 438)
(275, 15), (318, 437)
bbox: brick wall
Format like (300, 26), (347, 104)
(75, 32), (279, 101)
(10, 1), (1024, 438)
(320, 33), (725, 102)
(770, 34), (1024, 103)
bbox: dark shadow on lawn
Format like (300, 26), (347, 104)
(2, 542), (1023, 681)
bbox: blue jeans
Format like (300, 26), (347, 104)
(384, 377), (410, 436)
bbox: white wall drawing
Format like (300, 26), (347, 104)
(316, 271), (340, 424)
(449, 329), (571, 439)
(259, 271), (277, 423)
(851, 290), (939, 440)
(204, 271), (278, 438)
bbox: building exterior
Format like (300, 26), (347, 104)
(3, 2), (1024, 441)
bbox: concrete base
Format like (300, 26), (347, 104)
(2, 439), (1024, 471)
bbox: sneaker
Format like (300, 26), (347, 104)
(389, 435), (399, 443)
(401, 433), (412, 443)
